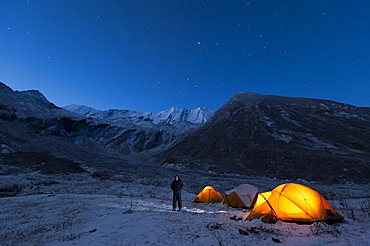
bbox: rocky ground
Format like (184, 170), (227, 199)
(1, 158), (369, 246)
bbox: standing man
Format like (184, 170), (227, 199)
(171, 175), (183, 211)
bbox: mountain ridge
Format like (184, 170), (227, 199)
(63, 104), (214, 125)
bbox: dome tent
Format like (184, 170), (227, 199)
(246, 183), (344, 224)
(223, 184), (258, 208)
(253, 191), (272, 207)
(194, 186), (223, 203)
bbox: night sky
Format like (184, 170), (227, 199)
(1, 1), (369, 112)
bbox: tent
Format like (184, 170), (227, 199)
(194, 186), (224, 203)
(253, 191), (272, 207)
(223, 184), (258, 208)
(246, 183), (344, 224)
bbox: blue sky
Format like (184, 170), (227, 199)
(1, 0), (369, 112)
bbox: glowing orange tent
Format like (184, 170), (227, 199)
(194, 186), (223, 203)
(253, 191), (272, 208)
(246, 183), (344, 224)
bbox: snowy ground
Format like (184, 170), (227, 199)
(1, 163), (370, 246)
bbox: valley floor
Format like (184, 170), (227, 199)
(1, 165), (370, 245)
(1, 193), (369, 246)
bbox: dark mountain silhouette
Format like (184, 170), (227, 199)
(154, 92), (370, 183)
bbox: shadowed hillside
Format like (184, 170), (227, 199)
(154, 92), (370, 183)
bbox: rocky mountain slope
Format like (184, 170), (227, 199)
(0, 82), (211, 169)
(154, 92), (370, 183)
(0, 82), (78, 119)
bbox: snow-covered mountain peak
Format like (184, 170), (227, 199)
(64, 105), (214, 125)
(63, 104), (102, 117)
(188, 107), (215, 124)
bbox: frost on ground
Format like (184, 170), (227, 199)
(1, 164), (370, 246)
